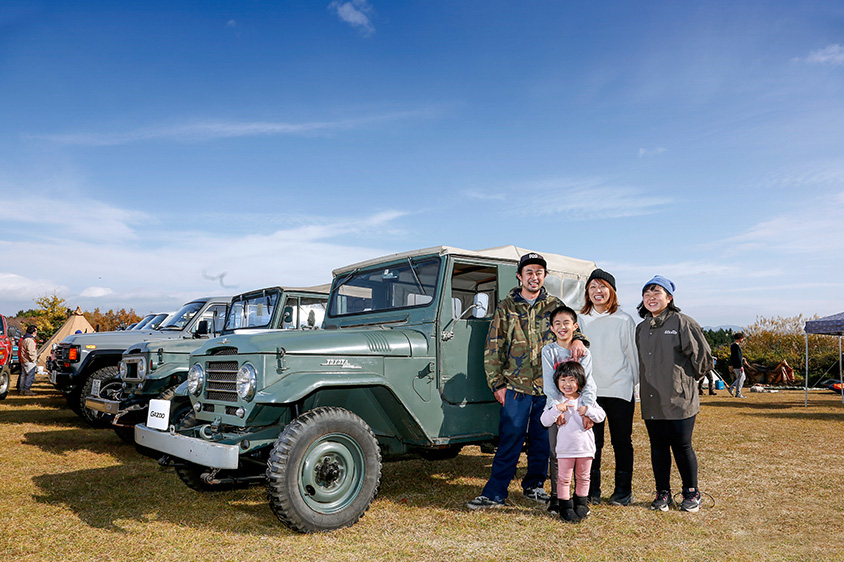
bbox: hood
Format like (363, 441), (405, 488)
(61, 329), (185, 350)
(199, 328), (429, 358)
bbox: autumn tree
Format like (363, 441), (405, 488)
(84, 308), (142, 332)
(31, 292), (70, 341)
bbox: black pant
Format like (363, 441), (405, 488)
(593, 396), (635, 475)
(644, 416), (698, 492)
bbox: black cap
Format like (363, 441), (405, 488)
(518, 252), (547, 272)
(587, 268), (616, 291)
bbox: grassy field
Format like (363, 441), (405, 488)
(2, 379), (843, 562)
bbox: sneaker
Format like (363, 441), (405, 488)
(466, 495), (504, 510)
(680, 489), (702, 512)
(736, 393), (746, 398)
(650, 490), (673, 511)
(523, 487), (550, 503)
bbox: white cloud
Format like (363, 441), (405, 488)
(803, 44), (844, 66)
(513, 178), (671, 220)
(79, 287), (114, 298)
(329, 0), (374, 35)
(28, 109), (434, 146)
(225, 20), (237, 28)
(638, 147), (667, 157)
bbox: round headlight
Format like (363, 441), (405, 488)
(187, 363), (205, 395)
(118, 361), (127, 379)
(236, 363), (257, 400)
(137, 357), (147, 379)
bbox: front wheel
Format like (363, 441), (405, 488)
(266, 406), (382, 533)
(78, 365), (121, 427)
(0, 365), (10, 400)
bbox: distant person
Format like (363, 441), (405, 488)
(541, 304), (596, 514)
(578, 268), (639, 506)
(729, 332), (746, 398)
(636, 276), (713, 513)
(541, 361), (605, 523)
(19, 325), (38, 396)
(467, 253), (589, 510)
(698, 369), (717, 396)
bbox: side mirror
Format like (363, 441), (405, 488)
(473, 294), (489, 318)
(282, 306), (294, 324)
(195, 320), (209, 337)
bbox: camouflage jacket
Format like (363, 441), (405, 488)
(484, 287), (588, 396)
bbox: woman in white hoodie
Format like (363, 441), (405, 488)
(577, 269), (639, 506)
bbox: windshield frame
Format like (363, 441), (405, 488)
(223, 289), (282, 331)
(158, 301), (205, 331)
(327, 256), (442, 318)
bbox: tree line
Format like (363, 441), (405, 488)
(11, 292), (141, 341)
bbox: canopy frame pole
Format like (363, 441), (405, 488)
(805, 333), (809, 407)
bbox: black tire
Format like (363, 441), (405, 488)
(0, 365), (10, 400)
(266, 406), (382, 533)
(78, 365), (122, 427)
(158, 385), (194, 428)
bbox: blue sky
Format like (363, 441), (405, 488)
(1, 0), (843, 328)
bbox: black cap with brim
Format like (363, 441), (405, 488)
(518, 252), (547, 272)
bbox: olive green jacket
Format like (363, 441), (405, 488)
(484, 287), (586, 396)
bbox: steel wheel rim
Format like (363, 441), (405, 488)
(298, 433), (364, 514)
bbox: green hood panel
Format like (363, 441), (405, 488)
(201, 328), (430, 358)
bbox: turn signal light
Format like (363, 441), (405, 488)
(68, 347), (79, 361)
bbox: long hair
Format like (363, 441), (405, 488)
(636, 284), (681, 319)
(581, 278), (619, 315)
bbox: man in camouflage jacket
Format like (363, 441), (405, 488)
(468, 253), (588, 509)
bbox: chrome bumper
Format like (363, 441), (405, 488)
(134, 424), (240, 469)
(85, 397), (120, 414)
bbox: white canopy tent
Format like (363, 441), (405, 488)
(803, 311), (844, 406)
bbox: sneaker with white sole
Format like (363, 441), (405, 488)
(523, 487), (550, 503)
(650, 490), (673, 511)
(680, 489), (702, 512)
(466, 495), (504, 510)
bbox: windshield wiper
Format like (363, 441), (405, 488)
(331, 268), (359, 296)
(406, 258), (427, 296)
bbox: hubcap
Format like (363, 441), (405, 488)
(299, 433), (365, 514)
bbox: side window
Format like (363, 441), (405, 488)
(282, 298), (327, 330)
(195, 305), (227, 333)
(450, 263), (497, 319)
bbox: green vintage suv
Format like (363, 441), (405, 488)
(135, 246), (595, 532)
(88, 285), (329, 443)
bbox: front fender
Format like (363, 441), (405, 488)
(255, 371), (394, 405)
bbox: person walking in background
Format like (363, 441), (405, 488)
(578, 268), (639, 506)
(541, 361), (605, 523)
(729, 332), (746, 398)
(698, 369), (717, 396)
(467, 253), (589, 510)
(19, 325), (38, 396)
(636, 276), (713, 513)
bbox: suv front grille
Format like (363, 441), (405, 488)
(205, 360), (239, 403)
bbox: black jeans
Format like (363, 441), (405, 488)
(644, 416), (698, 492)
(593, 396), (635, 475)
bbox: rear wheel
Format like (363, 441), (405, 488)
(266, 406), (382, 533)
(78, 365), (121, 427)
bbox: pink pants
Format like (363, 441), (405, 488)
(556, 457), (593, 500)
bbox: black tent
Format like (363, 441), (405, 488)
(804, 311), (844, 405)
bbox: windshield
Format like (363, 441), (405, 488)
(158, 302), (205, 330)
(131, 314), (156, 330)
(329, 257), (441, 317)
(224, 290), (280, 330)
(146, 313), (170, 330)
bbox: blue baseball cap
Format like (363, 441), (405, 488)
(643, 275), (675, 295)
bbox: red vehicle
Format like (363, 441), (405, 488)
(0, 315), (12, 399)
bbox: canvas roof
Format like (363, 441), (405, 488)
(332, 245), (597, 279)
(37, 307), (96, 365)
(804, 311), (844, 336)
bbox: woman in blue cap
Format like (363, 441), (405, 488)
(636, 275), (713, 513)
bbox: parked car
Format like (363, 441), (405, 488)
(0, 315), (13, 399)
(87, 286), (329, 444)
(136, 246), (596, 532)
(50, 296), (231, 425)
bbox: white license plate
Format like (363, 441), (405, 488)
(147, 399), (171, 431)
(91, 378), (101, 396)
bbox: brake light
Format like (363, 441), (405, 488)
(68, 347), (79, 361)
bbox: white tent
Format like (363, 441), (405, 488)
(803, 312), (844, 406)
(37, 307), (96, 366)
